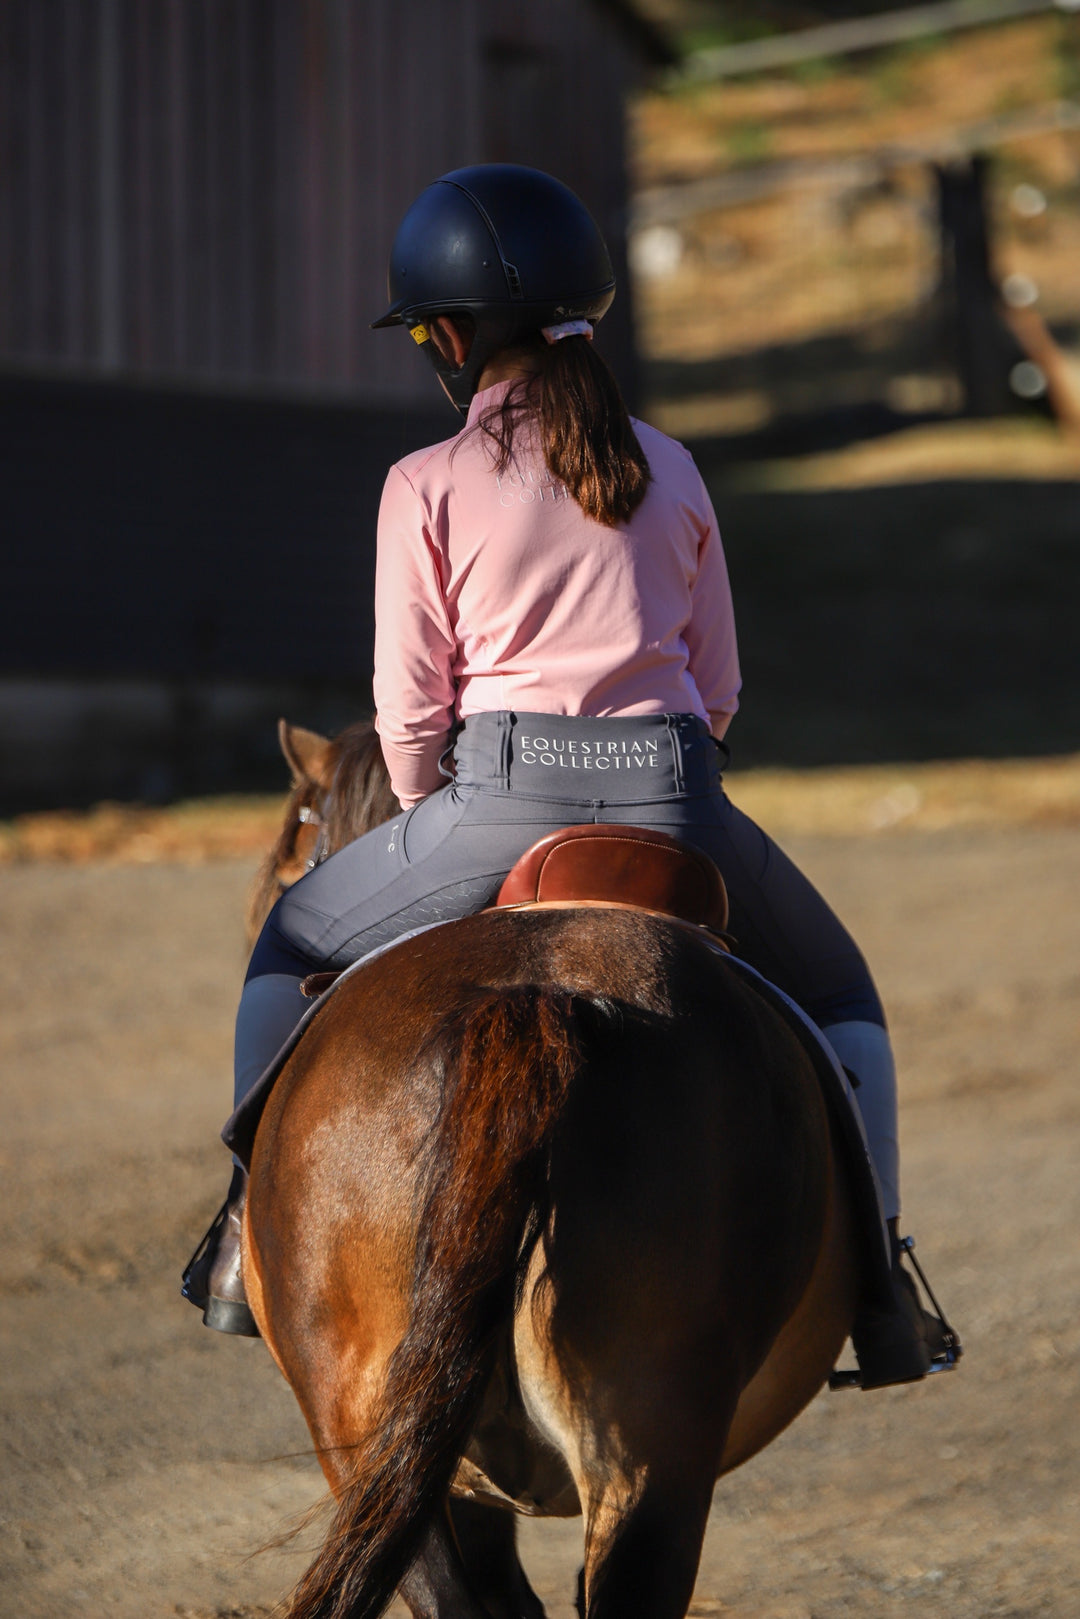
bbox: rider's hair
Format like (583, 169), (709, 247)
(472, 334), (652, 528)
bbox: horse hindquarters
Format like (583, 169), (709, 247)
(249, 909), (854, 1619)
(260, 980), (592, 1619)
(509, 965), (841, 1619)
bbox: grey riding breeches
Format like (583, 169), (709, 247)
(247, 710), (885, 1032)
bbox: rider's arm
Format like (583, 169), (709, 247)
(373, 464), (455, 807)
(683, 475), (742, 741)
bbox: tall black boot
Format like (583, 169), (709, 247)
(181, 1164), (261, 1337)
(850, 1219), (954, 1391)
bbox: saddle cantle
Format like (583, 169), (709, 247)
(496, 824), (729, 932)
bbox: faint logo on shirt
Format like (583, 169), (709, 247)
(496, 470), (570, 508)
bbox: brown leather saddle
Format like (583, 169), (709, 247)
(300, 826), (728, 999)
(495, 823), (729, 930)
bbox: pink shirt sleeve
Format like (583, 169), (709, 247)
(372, 464), (456, 806)
(684, 473), (741, 740)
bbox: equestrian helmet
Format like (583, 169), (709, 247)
(371, 164), (616, 413)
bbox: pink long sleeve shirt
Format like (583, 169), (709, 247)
(373, 381), (741, 807)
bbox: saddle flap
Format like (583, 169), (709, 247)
(496, 824), (729, 931)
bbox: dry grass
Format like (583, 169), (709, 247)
(634, 176), (938, 365)
(3, 754), (1078, 866)
(632, 19), (1066, 189)
(632, 15), (1080, 367)
(0, 796), (285, 866)
(723, 416), (1080, 488)
(726, 753), (1080, 836)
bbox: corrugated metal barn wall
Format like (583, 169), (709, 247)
(0, 0), (482, 403)
(0, 0), (640, 403)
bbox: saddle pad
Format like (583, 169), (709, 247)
(713, 947), (893, 1308)
(223, 916), (451, 1165)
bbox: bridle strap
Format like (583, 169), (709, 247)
(296, 751), (348, 872)
(297, 801), (331, 870)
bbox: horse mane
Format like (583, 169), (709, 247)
(246, 718), (400, 945)
(322, 719), (401, 850)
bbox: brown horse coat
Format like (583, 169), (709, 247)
(243, 902), (857, 1619)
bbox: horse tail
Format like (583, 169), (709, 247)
(285, 983), (590, 1619)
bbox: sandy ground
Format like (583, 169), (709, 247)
(2, 824), (1079, 1619)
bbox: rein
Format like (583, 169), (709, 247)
(293, 753), (349, 875)
(270, 782), (335, 910)
(296, 799), (331, 871)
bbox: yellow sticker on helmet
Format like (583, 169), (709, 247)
(410, 323), (430, 345)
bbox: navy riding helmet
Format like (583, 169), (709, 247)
(371, 164), (616, 414)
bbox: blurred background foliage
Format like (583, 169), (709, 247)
(631, 1), (1080, 452)
(615, 3), (1080, 782)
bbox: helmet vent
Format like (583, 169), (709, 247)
(503, 261), (523, 299)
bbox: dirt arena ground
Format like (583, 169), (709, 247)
(2, 800), (1079, 1618)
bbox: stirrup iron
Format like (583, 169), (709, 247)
(829, 1233), (963, 1392)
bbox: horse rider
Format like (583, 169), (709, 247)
(183, 163), (946, 1387)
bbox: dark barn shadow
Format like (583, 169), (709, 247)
(2, 372), (450, 810)
(705, 474), (1080, 769)
(4, 369), (1078, 809)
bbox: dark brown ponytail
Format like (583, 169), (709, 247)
(477, 336), (652, 528)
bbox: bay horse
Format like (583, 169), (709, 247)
(242, 720), (860, 1619)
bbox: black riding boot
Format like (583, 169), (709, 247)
(181, 1164), (261, 1337)
(850, 1218), (955, 1390)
